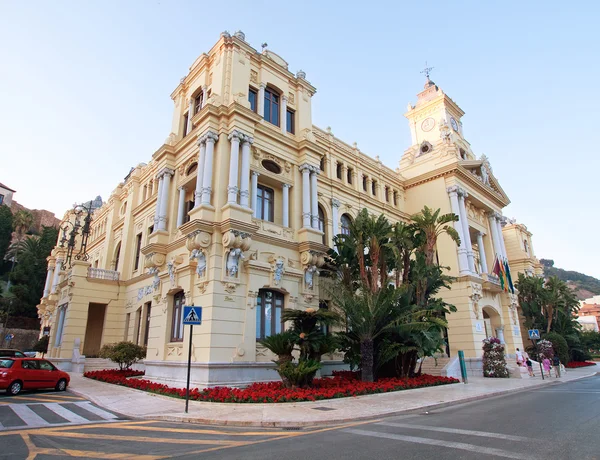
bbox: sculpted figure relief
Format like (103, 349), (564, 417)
(226, 248), (244, 278)
(191, 249), (207, 277)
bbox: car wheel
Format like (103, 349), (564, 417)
(55, 379), (67, 392)
(8, 381), (22, 396)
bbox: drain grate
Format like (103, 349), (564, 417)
(283, 426), (303, 431)
(312, 406), (337, 411)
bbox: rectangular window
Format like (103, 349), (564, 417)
(372, 180), (377, 196)
(194, 93), (203, 114)
(143, 302), (151, 347)
(0, 195), (4, 205)
(124, 313), (130, 341)
(362, 176), (367, 191)
(134, 307), (142, 345)
(319, 300), (330, 335)
(286, 109), (295, 134)
(264, 88), (280, 126)
(184, 200), (194, 223)
(54, 305), (67, 347)
(393, 191), (398, 206)
(256, 290), (284, 340)
(336, 162), (343, 180)
(248, 88), (257, 112)
(385, 186), (390, 202)
(347, 167), (353, 184)
(147, 226), (154, 242)
(171, 292), (185, 342)
(256, 185), (274, 222)
(183, 113), (189, 137)
(134, 233), (142, 271)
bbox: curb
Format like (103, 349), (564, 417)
(70, 371), (598, 428)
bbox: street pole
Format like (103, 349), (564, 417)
(185, 324), (193, 414)
(532, 339), (544, 380)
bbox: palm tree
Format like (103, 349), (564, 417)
(411, 206), (460, 267)
(12, 210), (34, 240)
(5, 235), (41, 263)
(386, 221), (414, 286)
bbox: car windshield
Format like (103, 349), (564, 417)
(0, 359), (14, 368)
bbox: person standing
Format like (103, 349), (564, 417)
(542, 356), (552, 378)
(515, 348), (524, 366)
(525, 356), (535, 377)
(552, 354), (561, 377)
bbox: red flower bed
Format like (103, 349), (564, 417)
(565, 361), (597, 368)
(84, 369), (459, 403)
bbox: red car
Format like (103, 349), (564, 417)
(0, 358), (70, 395)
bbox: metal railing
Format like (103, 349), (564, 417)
(87, 267), (120, 281)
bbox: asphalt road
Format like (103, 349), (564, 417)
(1, 375), (599, 459)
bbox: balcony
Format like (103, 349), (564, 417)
(87, 267), (120, 281)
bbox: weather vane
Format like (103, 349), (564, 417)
(421, 61), (434, 80)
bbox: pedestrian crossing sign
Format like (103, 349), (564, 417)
(183, 306), (202, 325)
(528, 329), (540, 340)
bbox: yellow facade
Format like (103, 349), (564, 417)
(37, 31), (538, 385)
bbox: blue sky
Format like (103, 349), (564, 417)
(1, 1), (598, 278)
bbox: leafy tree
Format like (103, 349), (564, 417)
(99, 341), (146, 370)
(543, 332), (569, 364)
(0, 205), (13, 274)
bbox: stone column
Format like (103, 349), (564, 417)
(280, 95), (288, 133)
(496, 217), (508, 260)
(201, 131), (218, 206)
(310, 167), (319, 229)
(282, 183), (291, 227)
(227, 130), (242, 204)
(496, 327), (505, 344)
(447, 186), (470, 275)
(194, 136), (206, 208)
(177, 186), (186, 227)
(43, 265), (54, 297)
(186, 97), (194, 134)
(158, 168), (174, 231)
(239, 135), (253, 208)
(477, 232), (488, 274)
(251, 171), (259, 217)
(300, 164), (311, 228)
(51, 259), (63, 294)
(331, 198), (341, 236)
(201, 86), (207, 108)
(257, 83), (266, 118)
(457, 190), (476, 273)
(154, 175), (164, 228)
(488, 212), (502, 260)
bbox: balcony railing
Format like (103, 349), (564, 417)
(88, 267), (120, 281)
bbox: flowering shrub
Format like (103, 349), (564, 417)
(536, 339), (554, 360)
(84, 369), (459, 403)
(482, 337), (509, 378)
(565, 361), (596, 368)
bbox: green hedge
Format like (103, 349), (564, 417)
(543, 332), (569, 364)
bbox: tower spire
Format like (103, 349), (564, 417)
(420, 61), (434, 81)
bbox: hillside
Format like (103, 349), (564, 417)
(540, 259), (600, 300)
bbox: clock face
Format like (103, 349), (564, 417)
(421, 117), (435, 132)
(450, 117), (459, 131)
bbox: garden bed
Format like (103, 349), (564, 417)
(565, 361), (597, 368)
(83, 369), (459, 403)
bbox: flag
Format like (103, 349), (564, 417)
(504, 259), (515, 294)
(492, 256), (501, 276)
(492, 256), (506, 291)
(498, 259), (507, 292)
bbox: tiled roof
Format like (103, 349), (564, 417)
(0, 182), (16, 192)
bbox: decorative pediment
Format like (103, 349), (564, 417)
(461, 156), (509, 202)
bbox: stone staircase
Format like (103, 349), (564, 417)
(83, 358), (119, 373)
(418, 357), (451, 376)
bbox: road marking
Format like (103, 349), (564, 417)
(10, 404), (50, 427)
(537, 390), (600, 394)
(109, 423), (291, 436)
(343, 428), (540, 460)
(376, 422), (531, 442)
(74, 402), (118, 420)
(43, 403), (89, 424)
(27, 430), (243, 445)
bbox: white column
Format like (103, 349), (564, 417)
(251, 172), (259, 217)
(43, 265), (54, 297)
(477, 232), (488, 274)
(280, 95), (288, 133)
(488, 212), (502, 261)
(154, 175), (164, 228)
(496, 218), (508, 260)
(257, 83), (266, 118)
(177, 186), (186, 227)
(201, 86), (207, 108)
(194, 137), (206, 208)
(457, 190), (476, 273)
(239, 135), (253, 207)
(310, 167), (319, 229)
(300, 164), (311, 228)
(158, 169), (173, 231)
(51, 259), (63, 294)
(282, 183), (290, 227)
(496, 327), (505, 344)
(201, 132), (218, 206)
(331, 198), (341, 236)
(186, 97), (194, 134)
(447, 186), (469, 275)
(227, 131), (242, 204)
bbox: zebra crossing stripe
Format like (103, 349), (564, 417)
(10, 405), (50, 427)
(73, 402), (118, 420)
(42, 403), (88, 424)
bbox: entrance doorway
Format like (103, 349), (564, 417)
(482, 306), (502, 340)
(83, 303), (107, 356)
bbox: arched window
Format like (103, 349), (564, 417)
(113, 243), (121, 271)
(264, 87), (280, 126)
(186, 162), (198, 176)
(256, 289), (284, 340)
(341, 214), (352, 236)
(318, 205), (327, 245)
(524, 240), (529, 255)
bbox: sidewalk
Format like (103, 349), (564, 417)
(68, 365), (598, 427)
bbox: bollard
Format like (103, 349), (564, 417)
(458, 350), (468, 384)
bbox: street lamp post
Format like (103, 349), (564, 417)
(59, 202), (94, 268)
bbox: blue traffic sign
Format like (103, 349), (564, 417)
(528, 329), (540, 340)
(183, 306), (202, 325)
